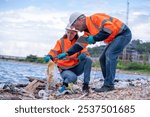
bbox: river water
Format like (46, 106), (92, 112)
(0, 60), (149, 85)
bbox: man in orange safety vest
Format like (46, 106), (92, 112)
(57, 12), (132, 92)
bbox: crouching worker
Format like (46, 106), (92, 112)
(44, 25), (92, 94)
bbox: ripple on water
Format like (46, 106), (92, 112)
(0, 60), (149, 84)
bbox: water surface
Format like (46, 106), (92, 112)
(0, 60), (149, 85)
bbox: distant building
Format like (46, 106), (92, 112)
(89, 40), (150, 63)
(0, 55), (25, 60)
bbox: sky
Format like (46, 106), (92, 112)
(0, 0), (150, 57)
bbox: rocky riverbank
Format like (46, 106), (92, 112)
(0, 76), (150, 100)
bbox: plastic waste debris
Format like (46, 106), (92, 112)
(38, 89), (53, 100)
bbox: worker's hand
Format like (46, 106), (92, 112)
(56, 52), (68, 60)
(44, 55), (53, 63)
(78, 53), (86, 61)
(86, 36), (96, 44)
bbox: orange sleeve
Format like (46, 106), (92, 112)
(48, 40), (62, 58)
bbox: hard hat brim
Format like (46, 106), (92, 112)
(65, 24), (78, 32)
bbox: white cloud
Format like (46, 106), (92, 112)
(0, 4), (150, 57)
(0, 40), (51, 57)
(0, 6), (71, 57)
(129, 11), (150, 42)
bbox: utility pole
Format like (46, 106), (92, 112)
(126, 0), (129, 25)
(123, 0), (129, 61)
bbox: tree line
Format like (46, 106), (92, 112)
(88, 39), (150, 57)
(1, 39), (149, 64)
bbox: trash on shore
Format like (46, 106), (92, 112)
(0, 76), (150, 100)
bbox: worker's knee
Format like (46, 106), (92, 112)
(105, 51), (115, 61)
(61, 70), (77, 83)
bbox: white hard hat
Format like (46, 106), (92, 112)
(65, 24), (78, 32)
(69, 12), (84, 26)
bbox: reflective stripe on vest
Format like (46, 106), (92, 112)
(118, 23), (126, 34)
(89, 16), (125, 35)
(75, 42), (85, 48)
(90, 16), (113, 34)
(51, 49), (58, 55)
(61, 38), (65, 53)
(58, 37), (83, 69)
(60, 38), (80, 59)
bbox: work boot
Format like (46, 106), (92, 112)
(82, 84), (90, 94)
(58, 82), (74, 94)
(56, 85), (72, 96)
(58, 85), (66, 93)
(95, 85), (115, 92)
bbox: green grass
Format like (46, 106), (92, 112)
(92, 60), (150, 74)
(117, 61), (150, 74)
(92, 60), (100, 68)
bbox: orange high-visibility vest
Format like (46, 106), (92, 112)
(48, 37), (89, 69)
(85, 13), (125, 44)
